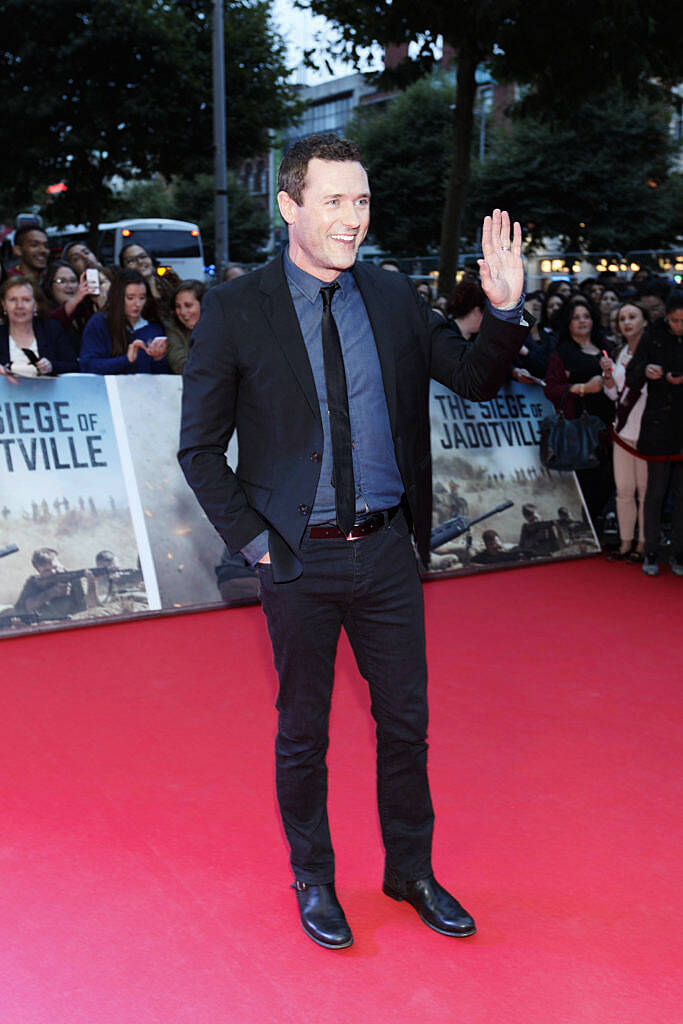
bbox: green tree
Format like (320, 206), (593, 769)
(300, 0), (682, 290)
(172, 173), (270, 263)
(0, 0), (299, 232)
(469, 90), (683, 253)
(348, 75), (453, 253)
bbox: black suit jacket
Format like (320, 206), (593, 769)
(178, 254), (528, 582)
(0, 317), (79, 375)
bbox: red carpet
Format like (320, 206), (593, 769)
(1, 559), (680, 1023)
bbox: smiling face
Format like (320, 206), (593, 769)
(174, 289), (202, 331)
(122, 244), (155, 278)
(67, 243), (97, 275)
(14, 229), (49, 273)
(277, 158), (370, 282)
(123, 283), (147, 326)
(51, 266), (78, 304)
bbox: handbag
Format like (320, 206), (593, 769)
(539, 410), (606, 471)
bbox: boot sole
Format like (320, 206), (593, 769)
(383, 884), (477, 937)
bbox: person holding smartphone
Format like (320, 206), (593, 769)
(624, 289), (683, 576)
(44, 260), (111, 354)
(80, 268), (170, 375)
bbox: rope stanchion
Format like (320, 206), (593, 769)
(609, 425), (683, 463)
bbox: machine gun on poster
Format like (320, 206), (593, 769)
(27, 566), (142, 592)
(430, 500), (514, 551)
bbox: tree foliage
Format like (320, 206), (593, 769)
(300, 0), (683, 288)
(348, 76), (453, 253)
(469, 90), (683, 253)
(0, 0), (299, 230)
(172, 174), (270, 263)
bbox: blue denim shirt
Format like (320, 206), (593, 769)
(282, 249), (405, 525)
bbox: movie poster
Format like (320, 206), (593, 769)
(425, 379), (600, 576)
(0, 376), (148, 636)
(110, 376), (257, 609)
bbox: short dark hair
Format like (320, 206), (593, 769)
(32, 547), (58, 569)
(556, 295), (602, 347)
(278, 133), (364, 205)
(446, 277), (485, 319)
(14, 224), (48, 248)
(666, 289), (683, 314)
(638, 278), (669, 300)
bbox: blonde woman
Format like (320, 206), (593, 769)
(600, 301), (650, 560)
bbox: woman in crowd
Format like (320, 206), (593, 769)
(44, 260), (111, 354)
(600, 302), (651, 561)
(80, 268), (169, 374)
(544, 295), (614, 527)
(119, 242), (180, 320)
(599, 286), (621, 340)
(445, 277), (485, 344)
(512, 289), (557, 384)
(0, 276), (79, 376)
(166, 279), (205, 374)
(544, 289), (566, 328)
(625, 289), (683, 577)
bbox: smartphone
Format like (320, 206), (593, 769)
(86, 268), (100, 295)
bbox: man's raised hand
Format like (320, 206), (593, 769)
(477, 209), (524, 311)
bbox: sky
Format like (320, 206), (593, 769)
(271, 0), (381, 85)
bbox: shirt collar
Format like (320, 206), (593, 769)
(284, 247), (350, 304)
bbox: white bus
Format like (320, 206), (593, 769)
(97, 218), (205, 279)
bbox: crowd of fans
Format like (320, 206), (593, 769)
(423, 268), (683, 578)
(2, 223), (681, 576)
(0, 223), (214, 380)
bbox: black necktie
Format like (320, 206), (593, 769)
(320, 283), (355, 534)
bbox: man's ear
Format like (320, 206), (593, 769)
(277, 190), (297, 225)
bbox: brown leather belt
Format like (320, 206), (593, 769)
(308, 505), (401, 540)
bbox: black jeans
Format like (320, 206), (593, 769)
(644, 459), (683, 555)
(257, 510), (434, 885)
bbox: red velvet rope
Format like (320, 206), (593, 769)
(609, 426), (683, 463)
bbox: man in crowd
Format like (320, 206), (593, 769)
(10, 225), (50, 281)
(179, 134), (529, 950)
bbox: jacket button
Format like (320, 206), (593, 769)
(298, 504), (310, 515)
(310, 451), (321, 462)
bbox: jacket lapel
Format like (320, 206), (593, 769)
(259, 254), (321, 424)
